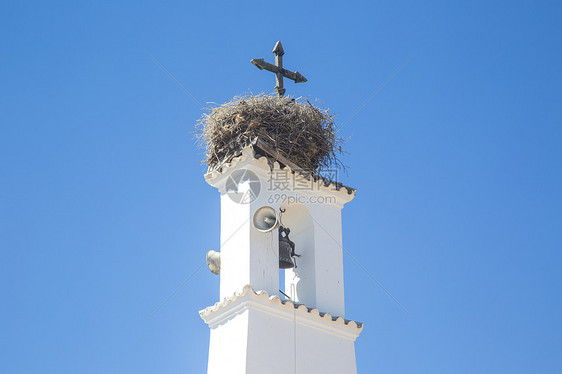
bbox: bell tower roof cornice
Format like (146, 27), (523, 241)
(200, 285), (363, 339)
(204, 146), (356, 206)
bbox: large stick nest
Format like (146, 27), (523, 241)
(196, 94), (344, 175)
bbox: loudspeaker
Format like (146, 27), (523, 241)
(206, 250), (221, 275)
(253, 206), (279, 233)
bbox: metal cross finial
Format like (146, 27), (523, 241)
(251, 41), (307, 97)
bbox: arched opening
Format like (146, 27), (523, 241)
(278, 201), (315, 306)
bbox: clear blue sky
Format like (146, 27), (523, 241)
(1, 1), (561, 373)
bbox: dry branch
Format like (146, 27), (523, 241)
(196, 94), (344, 175)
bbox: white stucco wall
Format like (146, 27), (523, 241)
(203, 148), (360, 374)
(206, 148), (354, 316)
(201, 287), (361, 374)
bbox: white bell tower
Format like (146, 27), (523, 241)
(200, 146), (363, 374)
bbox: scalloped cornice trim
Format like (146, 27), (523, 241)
(204, 146), (356, 201)
(200, 285), (363, 341)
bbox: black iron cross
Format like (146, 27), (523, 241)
(251, 41), (307, 97)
